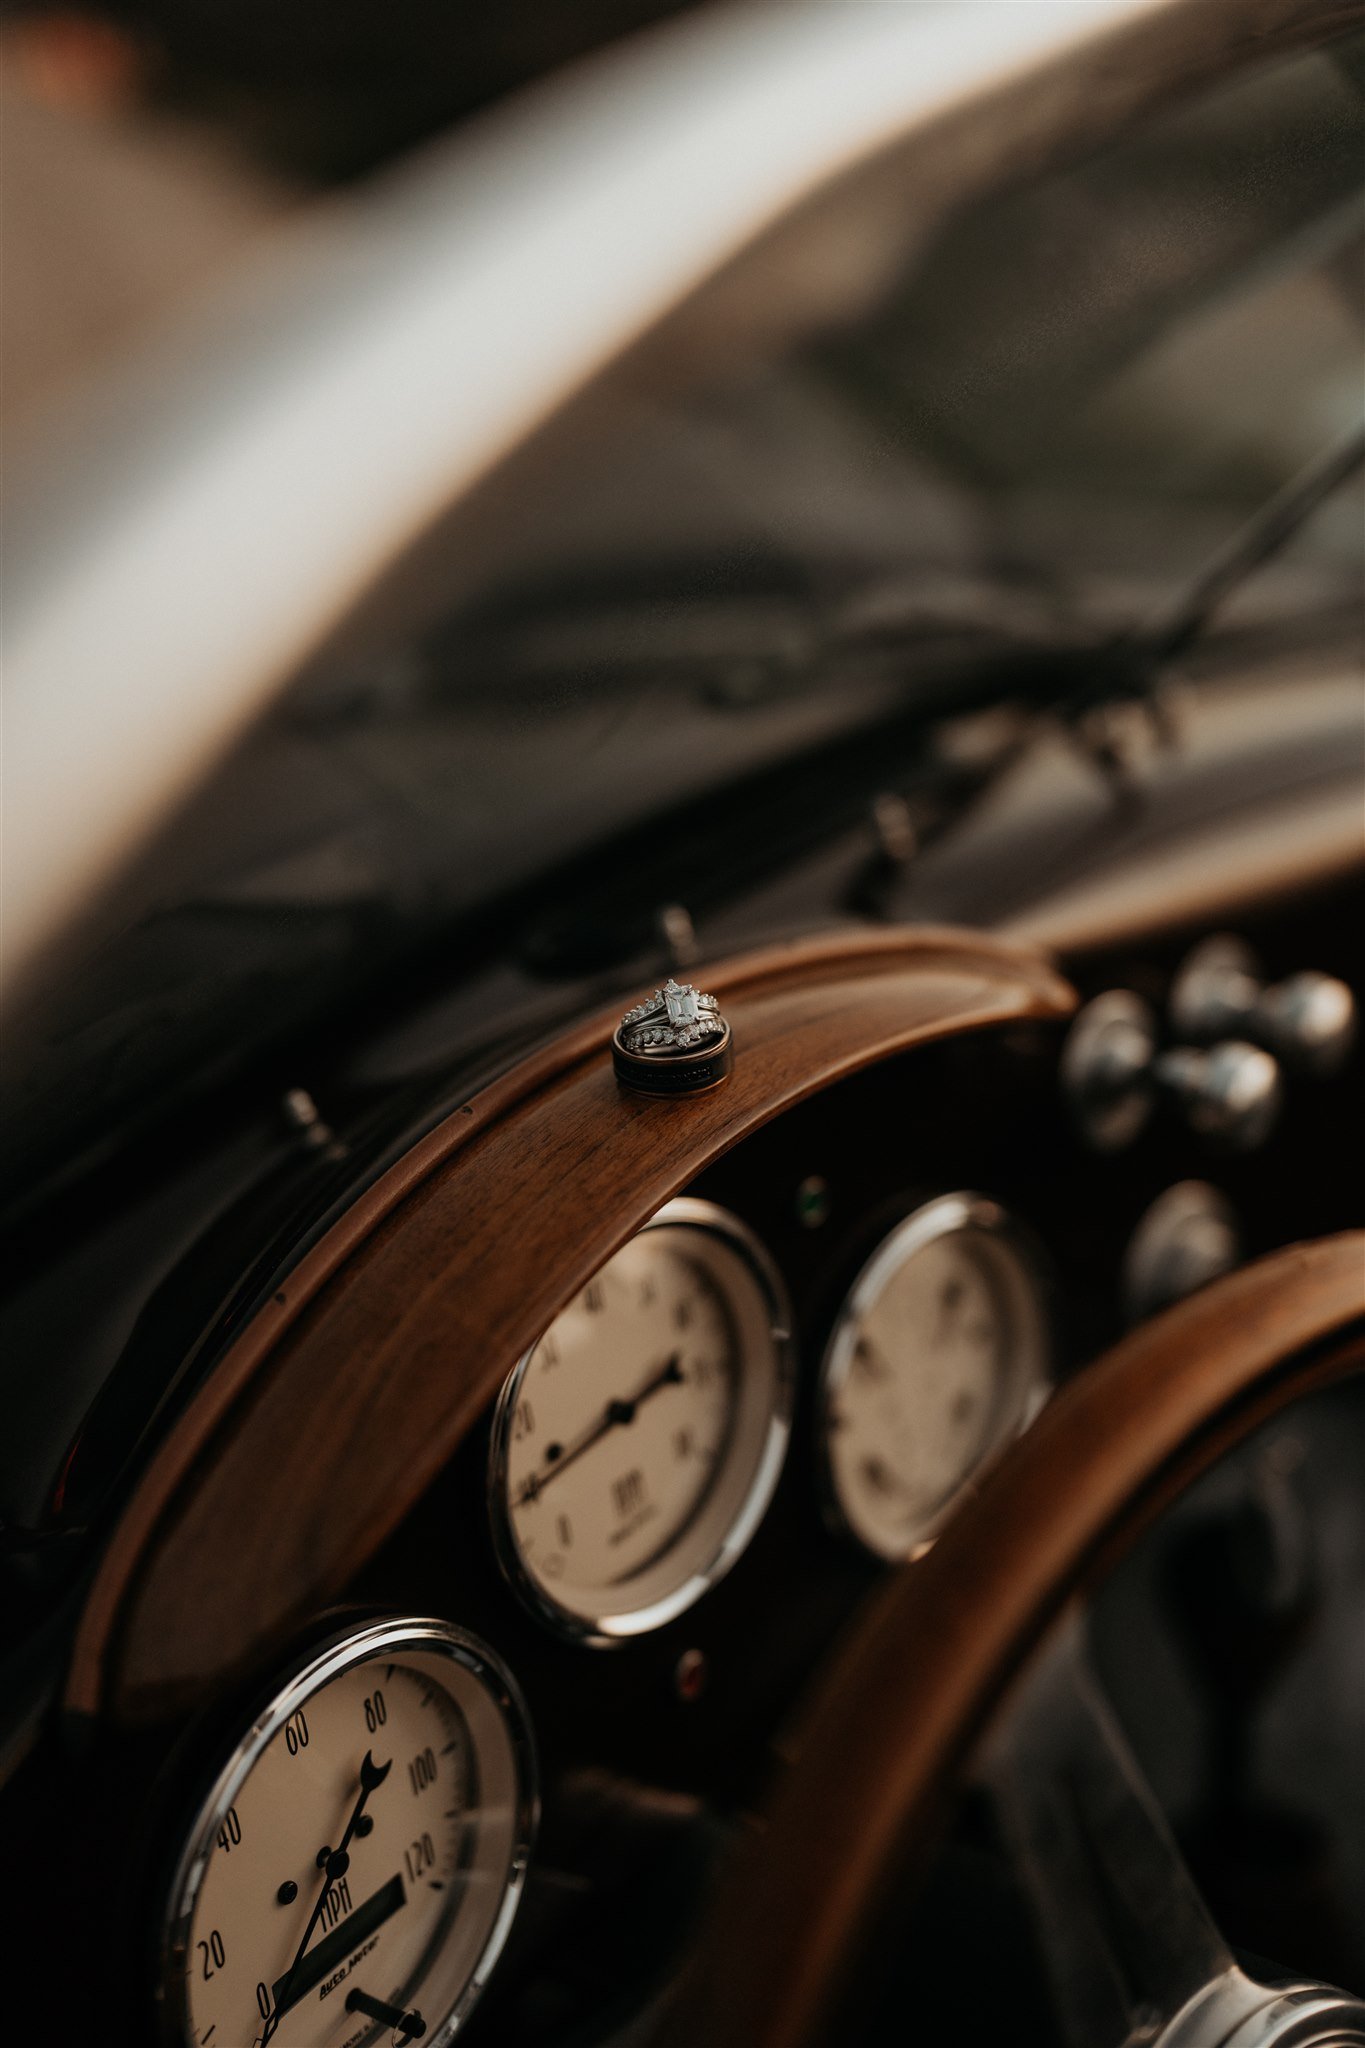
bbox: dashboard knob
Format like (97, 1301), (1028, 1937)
(1064, 989), (1286, 1152)
(1122, 1181), (1241, 1323)
(1154, 1039), (1283, 1150)
(1061, 990), (1158, 1151)
(1256, 970), (1357, 1078)
(1170, 935), (1356, 1078)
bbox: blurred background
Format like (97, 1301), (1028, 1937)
(0, 0), (689, 429)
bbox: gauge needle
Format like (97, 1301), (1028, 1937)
(514, 1353), (683, 1506)
(260, 1749), (392, 2044)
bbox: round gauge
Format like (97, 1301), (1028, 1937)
(818, 1193), (1050, 1562)
(159, 1617), (536, 2048)
(490, 1197), (793, 1642)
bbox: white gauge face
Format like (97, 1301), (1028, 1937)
(820, 1195), (1050, 1562)
(492, 1199), (793, 1639)
(163, 1621), (535, 2048)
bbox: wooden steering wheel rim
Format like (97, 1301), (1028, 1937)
(670, 1231), (1365, 2048)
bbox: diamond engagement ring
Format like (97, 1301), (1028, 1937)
(612, 979), (733, 1095)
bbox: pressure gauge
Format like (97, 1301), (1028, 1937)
(490, 1198), (793, 1643)
(818, 1193), (1050, 1561)
(158, 1617), (536, 2048)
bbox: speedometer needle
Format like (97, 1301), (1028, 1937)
(514, 1353), (682, 1506)
(260, 1749), (392, 2044)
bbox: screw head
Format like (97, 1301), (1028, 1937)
(674, 1647), (708, 1703)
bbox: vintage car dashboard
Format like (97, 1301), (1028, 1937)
(4, 6), (1364, 2042)
(1, 862), (1361, 2048)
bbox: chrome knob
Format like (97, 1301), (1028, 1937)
(1122, 1182), (1241, 1323)
(1154, 1040), (1283, 1150)
(1257, 970), (1357, 1078)
(1061, 990), (1159, 1150)
(1171, 935), (1356, 1078)
(1063, 991), (1284, 1152)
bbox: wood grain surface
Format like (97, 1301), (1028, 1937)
(667, 1232), (1365, 2048)
(68, 926), (1073, 1721)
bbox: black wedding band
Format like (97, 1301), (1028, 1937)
(612, 1017), (733, 1095)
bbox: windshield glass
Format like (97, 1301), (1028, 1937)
(809, 33), (1364, 622)
(4, 28), (1363, 1213)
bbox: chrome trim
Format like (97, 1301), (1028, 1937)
(817, 1191), (1052, 1562)
(157, 1615), (538, 2047)
(488, 1196), (794, 1646)
(1157, 1973), (1365, 2048)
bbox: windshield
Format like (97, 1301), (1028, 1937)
(4, 27), (1363, 1213)
(810, 34), (1364, 620)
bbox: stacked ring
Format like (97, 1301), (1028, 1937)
(612, 979), (733, 1096)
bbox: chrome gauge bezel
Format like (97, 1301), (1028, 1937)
(817, 1192), (1052, 1563)
(157, 1615), (538, 2048)
(488, 1197), (795, 1647)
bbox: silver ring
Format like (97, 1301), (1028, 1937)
(612, 978), (733, 1094)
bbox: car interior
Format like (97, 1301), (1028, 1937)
(1, 4), (1362, 2045)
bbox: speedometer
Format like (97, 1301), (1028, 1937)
(818, 1193), (1050, 1561)
(158, 1617), (535, 2048)
(490, 1198), (793, 1642)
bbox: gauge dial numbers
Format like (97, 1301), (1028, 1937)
(159, 1619), (536, 2048)
(490, 1198), (794, 1641)
(819, 1194), (1051, 1562)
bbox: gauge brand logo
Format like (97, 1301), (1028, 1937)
(318, 1933), (379, 2003)
(609, 1473), (659, 1548)
(612, 1468), (646, 1517)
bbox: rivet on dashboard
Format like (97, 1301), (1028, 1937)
(674, 1648), (709, 1704)
(280, 1085), (349, 1161)
(281, 1087), (327, 1141)
(656, 901), (699, 969)
(612, 980), (732, 1096)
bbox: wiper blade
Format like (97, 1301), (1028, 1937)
(1145, 417), (1365, 668)
(1050, 417), (1364, 781)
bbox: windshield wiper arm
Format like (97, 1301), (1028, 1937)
(1144, 417), (1365, 668)
(1048, 416), (1365, 785)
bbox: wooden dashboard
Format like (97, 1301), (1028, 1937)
(70, 926), (1074, 1723)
